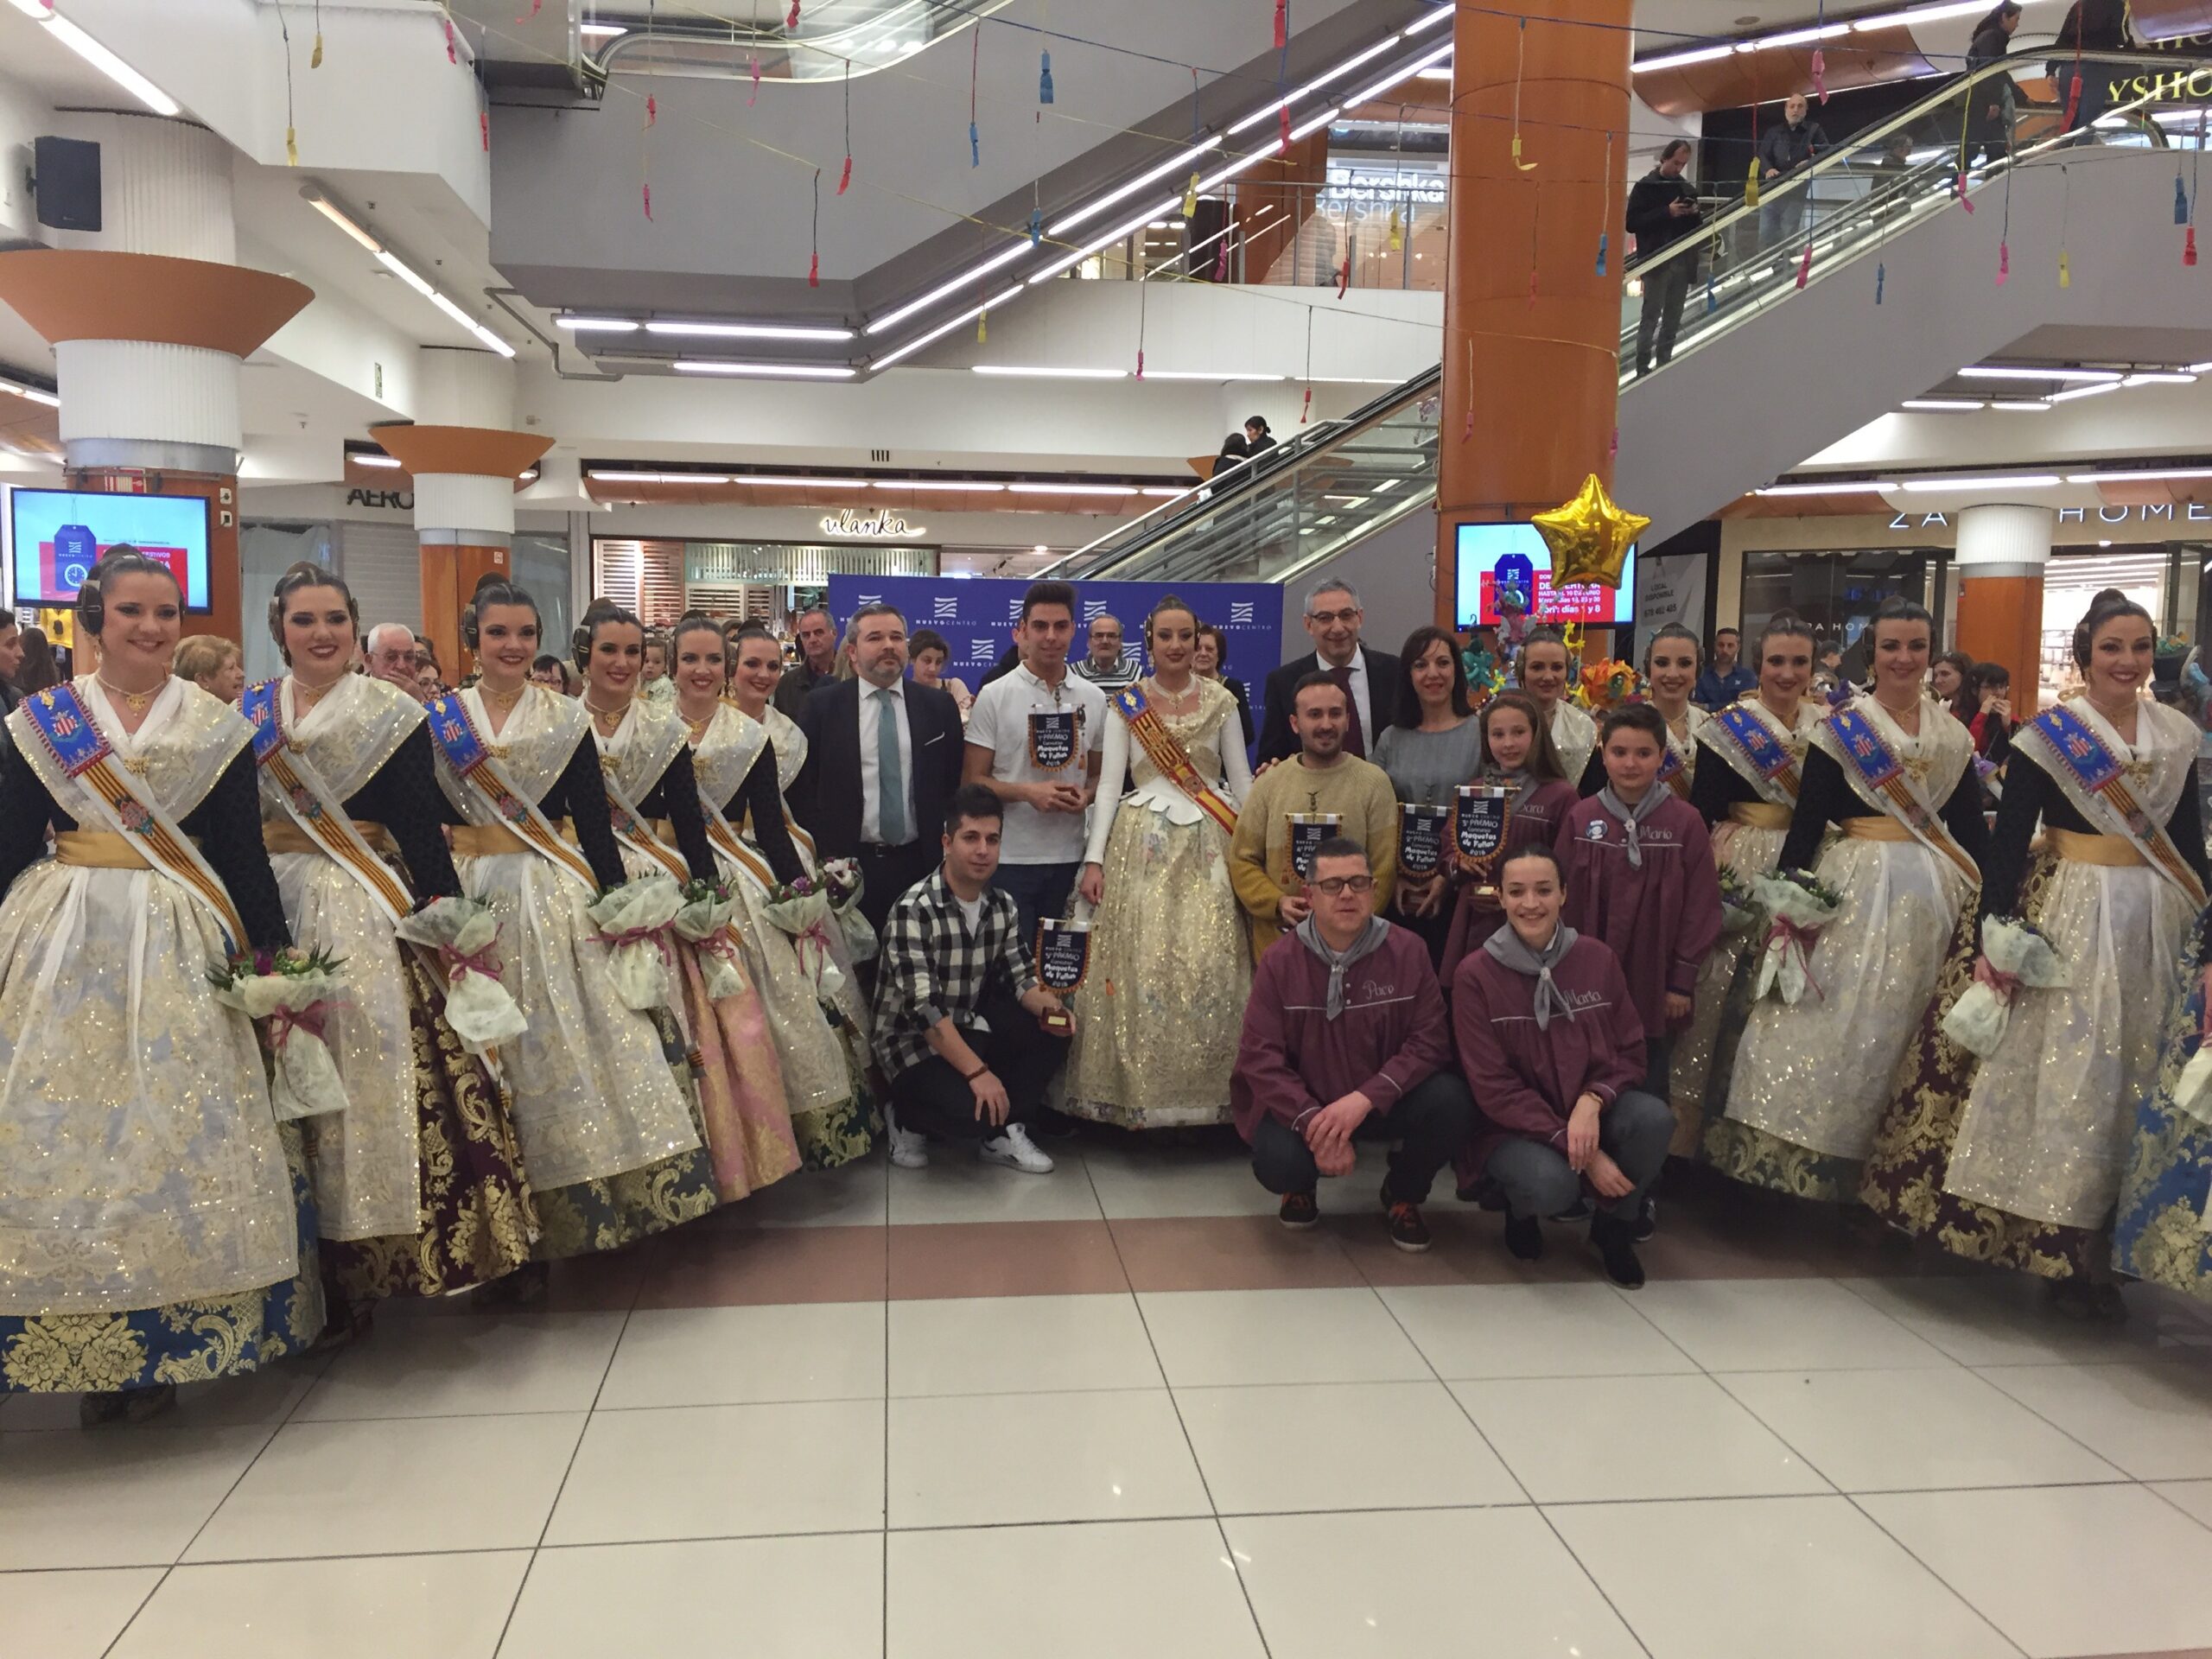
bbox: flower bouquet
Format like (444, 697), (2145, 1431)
(1717, 864), (1762, 937)
(209, 945), (348, 1121)
(395, 896), (527, 1054)
(1748, 868), (1842, 1006)
(761, 870), (849, 1002)
(671, 876), (750, 1001)
(1942, 917), (2067, 1059)
(587, 874), (684, 1011)
(816, 856), (876, 965)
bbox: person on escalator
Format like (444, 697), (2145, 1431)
(2050, 0), (2131, 139)
(1627, 138), (1705, 378)
(1965, 3), (2023, 162)
(1757, 94), (1829, 248)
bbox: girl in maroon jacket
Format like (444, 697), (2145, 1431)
(1440, 690), (1581, 984)
(1452, 845), (1671, 1287)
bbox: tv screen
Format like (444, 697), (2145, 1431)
(9, 488), (213, 611)
(1454, 521), (1636, 629)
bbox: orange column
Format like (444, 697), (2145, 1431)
(1435, 0), (1632, 626)
(1952, 504), (2053, 710)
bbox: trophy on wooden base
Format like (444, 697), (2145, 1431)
(1454, 784), (1512, 906)
(1034, 918), (1090, 1035)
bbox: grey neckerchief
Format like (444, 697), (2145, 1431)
(1482, 922), (1583, 1029)
(1294, 912), (1392, 1020)
(1598, 784), (1668, 868)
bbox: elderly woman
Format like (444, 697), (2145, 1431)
(175, 632), (245, 702)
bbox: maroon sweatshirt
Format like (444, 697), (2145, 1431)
(1231, 922), (1452, 1144)
(1439, 777), (1581, 987)
(1452, 935), (1649, 1173)
(1555, 791), (1724, 1036)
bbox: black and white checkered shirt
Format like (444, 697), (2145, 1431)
(870, 868), (1040, 1078)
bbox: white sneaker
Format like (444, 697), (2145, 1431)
(886, 1108), (929, 1170)
(979, 1122), (1055, 1174)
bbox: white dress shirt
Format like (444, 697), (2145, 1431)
(859, 680), (918, 846)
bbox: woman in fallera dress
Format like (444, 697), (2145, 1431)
(0, 550), (321, 1422)
(1438, 690), (1581, 984)
(1069, 594), (1254, 1128)
(1676, 613), (1822, 1153)
(729, 623), (809, 795)
(1516, 628), (1599, 787)
(1866, 595), (2204, 1315)
(575, 600), (798, 1203)
(1712, 597), (1988, 1202)
(251, 565), (534, 1314)
(430, 578), (716, 1279)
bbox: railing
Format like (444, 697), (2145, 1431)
(595, 0), (1015, 82)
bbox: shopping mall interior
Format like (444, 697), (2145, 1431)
(8, 2), (2212, 1656)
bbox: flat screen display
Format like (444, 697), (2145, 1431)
(1453, 521), (1636, 628)
(9, 488), (213, 610)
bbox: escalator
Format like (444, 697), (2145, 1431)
(1053, 51), (2207, 587)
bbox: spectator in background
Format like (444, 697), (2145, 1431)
(1195, 621), (1255, 748)
(640, 631), (675, 703)
(1241, 415), (1277, 462)
(414, 662), (446, 701)
(1877, 131), (1915, 176)
(2052, 0), (2130, 137)
(411, 636), (442, 681)
(1258, 577), (1402, 764)
(1213, 427), (1250, 478)
(1758, 92), (1829, 245)
(1967, 3), (2023, 168)
(175, 634), (245, 702)
(364, 622), (423, 699)
(1072, 613), (1140, 695)
(1961, 660), (2014, 761)
(774, 605), (841, 716)
(16, 626), (60, 696)
(1692, 627), (1755, 709)
(908, 627), (976, 721)
(0, 609), (21, 712)
(528, 653), (569, 694)
(1931, 649), (1974, 711)
(1626, 138), (1705, 378)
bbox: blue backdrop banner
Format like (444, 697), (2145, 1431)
(824, 575), (1284, 691)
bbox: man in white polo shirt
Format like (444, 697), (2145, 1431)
(963, 578), (1107, 944)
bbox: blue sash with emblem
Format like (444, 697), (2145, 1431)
(426, 693), (600, 891)
(2026, 703), (2206, 905)
(1714, 702), (1802, 798)
(1827, 703), (1980, 882)
(242, 678), (418, 923)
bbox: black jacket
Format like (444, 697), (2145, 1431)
(788, 676), (966, 856)
(1255, 647), (1402, 766)
(1758, 119), (1828, 176)
(1625, 169), (1703, 258)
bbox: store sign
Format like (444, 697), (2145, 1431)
(1319, 164), (1448, 208)
(2107, 64), (2212, 104)
(1891, 504), (2212, 531)
(819, 506), (921, 540)
(346, 488), (414, 511)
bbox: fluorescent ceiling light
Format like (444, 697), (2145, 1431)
(672, 360), (856, 378)
(352, 453), (402, 468)
(1406, 4), (1455, 32)
(426, 290), (518, 359)
(1414, 67), (1452, 79)
(1635, 43), (1736, 70)
(1903, 398), (1986, 410)
(1139, 486), (1186, 497)
(1342, 41), (1455, 109)
(1754, 22), (1853, 46)
(2064, 467), (2212, 483)
(2049, 382), (2120, 403)
(866, 241), (1034, 336)
(8, 0), (179, 115)
(1990, 400), (2052, 410)
(1854, 0), (1988, 28)
(1957, 365), (2124, 382)
(733, 474), (861, 486)
(2187, 361), (2212, 373)
(2120, 371), (2196, 385)
(1308, 375), (1402, 385)
(1135, 370), (1285, 381)
(1029, 200), (1178, 283)
(1051, 137), (1223, 234)
(972, 365), (1127, 379)
(588, 471), (734, 485)
(579, 22), (626, 38)
(1192, 149), (1270, 194)
(645, 320), (855, 341)
(302, 188), (384, 252)
(1289, 105), (1344, 142)
(0, 377), (60, 407)
(1897, 473), (2063, 491)
(1753, 480), (1888, 496)
(871, 286), (1024, 370)
(1228, 34), (1406, 135)
(556, 316), (641, 334)
(887, 479), (1007, 492)
(1007, 482), (1138, 495)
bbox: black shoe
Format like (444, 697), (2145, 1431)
(79, 1382), (176, 1428)
(1278, 1192), (1319, 1230)
(1382, 1184), (1432, 1254)
(1550, 1198), (1593, 1224)
(1592, 1211), (1646, 1289)
(1634, 1197), (1657, 1243)
(1503, 1215), (1544, 1262)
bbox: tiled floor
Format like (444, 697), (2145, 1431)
(9, 1144), (2212, 1658)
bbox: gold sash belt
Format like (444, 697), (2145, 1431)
(1730, 802), (1793, 831)
(264, 819), (397, 856)
(450, 819), (572, 857)
(55, 829), (200, 868)
(2046, 827), (2145, 868)
(1843, 815), (1915, 842)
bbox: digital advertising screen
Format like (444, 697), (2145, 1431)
(8, 488), (213, 611)
(1453, 522), (1636, 629)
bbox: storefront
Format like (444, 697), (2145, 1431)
(589, 537), (937, 627)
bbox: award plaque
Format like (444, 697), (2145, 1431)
(1284, 811), (1343, 888)
(1454, 785), (1513, 904)
(1034, 918), (1090, 1034)
(1398, 803), (1452, 878)
(1027, 709), (1079, 772)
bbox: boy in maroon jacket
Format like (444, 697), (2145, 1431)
(1453, 845), (1671, 1287)
(1231, 836), (1474, 1253)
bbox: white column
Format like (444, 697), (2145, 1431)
(1955, 502), (2055, 580)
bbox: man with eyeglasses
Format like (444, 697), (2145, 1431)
(1256, 577), (1401, 766)
(1232, 836), (1471, 1250)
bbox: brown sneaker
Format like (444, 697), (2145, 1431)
(1278, 1191), (1320, 1230)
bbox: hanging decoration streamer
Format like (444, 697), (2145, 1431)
(1744, 157), (1760, 208)
(518, 0), (540, 17)
(1029, 206), (1044, 246)
(1510, 20), (1538, 170)
(2190, 108), (2207, 266)
(787, 0), (800, 28)
(1795, 242), (1812, 289)
(1389, 205), (1403, 252)
(978, 308), (988, 343)
(641, 92), (655, 218)
(838, 60), (853, 193)
(1039, 50), (1054, 105)
(1185, 172), (1201, 218)
(311, 0), (324, 68)
(645, 94), (657, 127)
(2058, 162), (2072, 288)
(1594, 130), (1611, 276)
(969, 31), (982, 166)
(1809, 0), (1828, 102)
(1274, 0), (1287, 48)
(1875, 260), (1885, 304)
(480, 108), (490, 152)
(443, 15), (457, 63)
(809, 167), (820, 285)
(276, 0), (301, 165)
(1135, 255), (1147, 378)
(1996, 161), (2012, 285)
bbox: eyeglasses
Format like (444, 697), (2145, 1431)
(1306, 607), (1362, 626)
(1313, 874), (1376, 895)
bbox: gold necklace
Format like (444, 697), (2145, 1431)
(291, 671), (347, 712)
(97, 671), (168, 714)
(584, 694), (631, 732)
(679, 704), (716, 740)
(478, 679), (526, 713)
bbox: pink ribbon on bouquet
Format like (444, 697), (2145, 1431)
(596, 921), (677, 975)
(266, 998), (337, 1048)
(794, 918), (838, 986)
(1763, 917), (1826, 1001)
(441, 941), (505, 984)
(1972, 955), (2021, 1004)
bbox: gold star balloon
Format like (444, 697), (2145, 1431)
(1532, 474), (1648, 592)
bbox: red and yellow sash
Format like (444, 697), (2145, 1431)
(243, 678), (416, 924)
(1114, 683), (1238, 836)
(426, 692), (600, 891)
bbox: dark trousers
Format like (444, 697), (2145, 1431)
(1635, 256), (1694, 375)
(857, 840), (940, 939)
(992, 860), (1080, 949)
(887, 986), (1070, 1140)
(1250, 1071), (1476, 1207)
(1484, 1089), (1673, 1221)
(1644, 1033), (1675, 1101)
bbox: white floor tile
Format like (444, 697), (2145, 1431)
(0, 1362), (325, 1433)
(504, 1535), (884, 1659)
(1629, 1279), (1955, 1372)
(1547, 1494), (2015, 1659)
(0, 1426), (276, 1569)
(886, 1152), (1103, 1224)
(184, 1414), (584, 1561)
(597, 1303), (887, 1411)
(1136, 1288), (1429, 1388)
(1083, 1143), (1279, 1220)
(726, 1158), (888, 1229)
(887, 1389), (1209, 1528)
(2152, 1478), (2212, 1530)
(1455, 1374), (1829, 1503)
(1719, 1367), (2124, 1491)
(886, 1517), (1266, 1659)
(1177, 1380), (1522, 1513)
(110, 1551), (531, 1659)
(1227, 1507), (1644, 1659)
(1837, 1274), (2165, 1367)
(295, 1313), (626, 1421)
(1862, 1483), (2212, 1657)
(1378, 1282), (1698, 1378)
(1978, 1358), (2212, 1480)
(0, 1567), (162, 1659)
(888, 1294), (1160, 1397)
(543, 1400), (883, 1544)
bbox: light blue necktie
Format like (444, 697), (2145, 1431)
(875, 686), (907, 845)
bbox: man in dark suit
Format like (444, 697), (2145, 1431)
(791, 601), (966, 937)
(1256, 577), (1401, 766)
